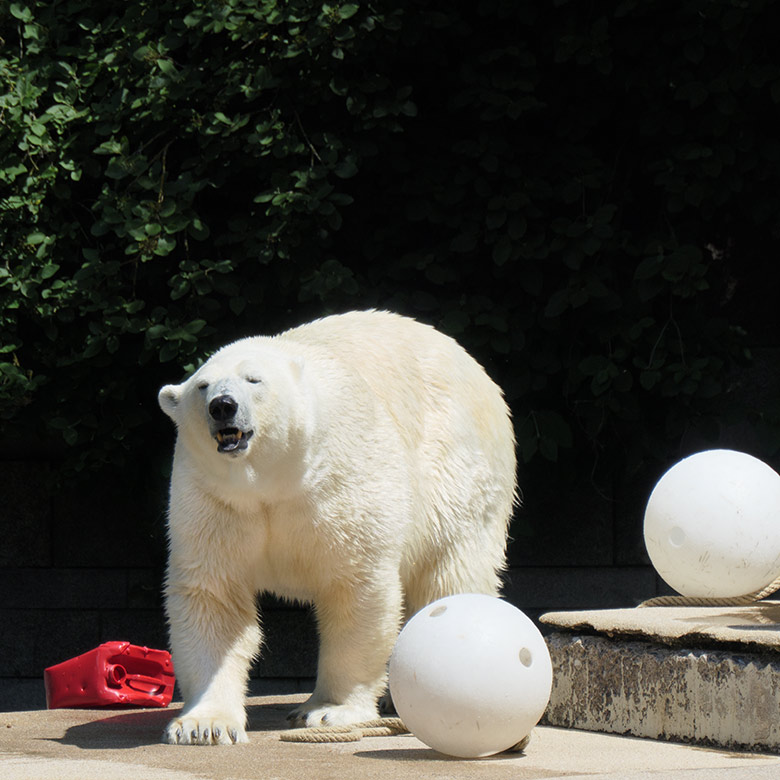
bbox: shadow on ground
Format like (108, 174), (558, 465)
(54, 700), (293, 750)
(355, 746), (528, 763)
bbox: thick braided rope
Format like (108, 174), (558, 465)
(279, 717), (408, 743)
(280, 718), (532, 753)
(639, 574), (780, 607)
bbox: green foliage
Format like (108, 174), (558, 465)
(0, 0), (406, 465)
(1, 0), (777, 483)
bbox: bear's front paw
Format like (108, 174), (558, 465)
(287, 700), (378, 728)
(163, 712), (248, 745)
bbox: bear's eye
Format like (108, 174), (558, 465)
(197, 381), (209, 391)
(245, 376), (262, 385)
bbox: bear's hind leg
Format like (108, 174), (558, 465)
(401, 542), (506, 625)
(402, 455), (513, 622)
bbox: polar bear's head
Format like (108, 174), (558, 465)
(158, 338), (304, 461)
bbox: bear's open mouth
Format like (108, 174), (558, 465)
(215, 428), (254, 453)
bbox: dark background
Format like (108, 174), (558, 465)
(2, 1), (780, 709)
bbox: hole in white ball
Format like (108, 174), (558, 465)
(429, 605), (448, 618)
(519, 647), (533, 667)
(668, 526), (686, 547)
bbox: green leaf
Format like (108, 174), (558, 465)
(159, 342), (180, 362)
(185, 319), (207, 335)
(189, 219), (210, 240)
(10, 4), (33, 22)
(153, 237), (176, 256)
(335, 157), (358, 178)
(338, 4), (360, 20)
(156, 59), (179, 78)
(105, 157), (129, 179)
(83, 339), (103, 359)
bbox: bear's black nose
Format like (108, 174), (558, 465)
(209, 394), (238, 422)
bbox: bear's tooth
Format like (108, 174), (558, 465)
(236, 430), (243, 439)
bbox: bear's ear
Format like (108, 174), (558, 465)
(158, 384), (183, 421)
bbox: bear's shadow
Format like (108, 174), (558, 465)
(55, 701), (288, 750)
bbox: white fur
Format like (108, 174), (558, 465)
(158, 310), (516, 745)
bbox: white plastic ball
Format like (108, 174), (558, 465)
(388, 594), (552, 758)
(644, 449), (780, 598)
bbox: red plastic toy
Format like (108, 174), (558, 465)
(44, 641), (175, 709)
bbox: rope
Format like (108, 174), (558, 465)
(280, 717), (408, 743)
(639, 573), (780, 607)
(280, 717), (532, 753)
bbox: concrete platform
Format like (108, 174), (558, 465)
(2, 693), (780, 780)
(541, 602), (780, 651)
(541, 602), (780, 753)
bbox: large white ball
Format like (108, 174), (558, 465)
(388, 594), (552, 758)
(644, 449), (780, 598)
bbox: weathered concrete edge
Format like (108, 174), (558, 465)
(539, 602), (780, 653)
(542, 631), (780, 754)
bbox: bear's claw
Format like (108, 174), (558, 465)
(163, 714), (248, 745)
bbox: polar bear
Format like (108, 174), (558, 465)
(157, 310), (516, 745)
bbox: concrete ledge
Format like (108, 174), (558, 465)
(541, 604), (780, 753)
(541, 602), (780, 652)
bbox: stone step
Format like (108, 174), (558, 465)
(540, 602), (780, 753)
